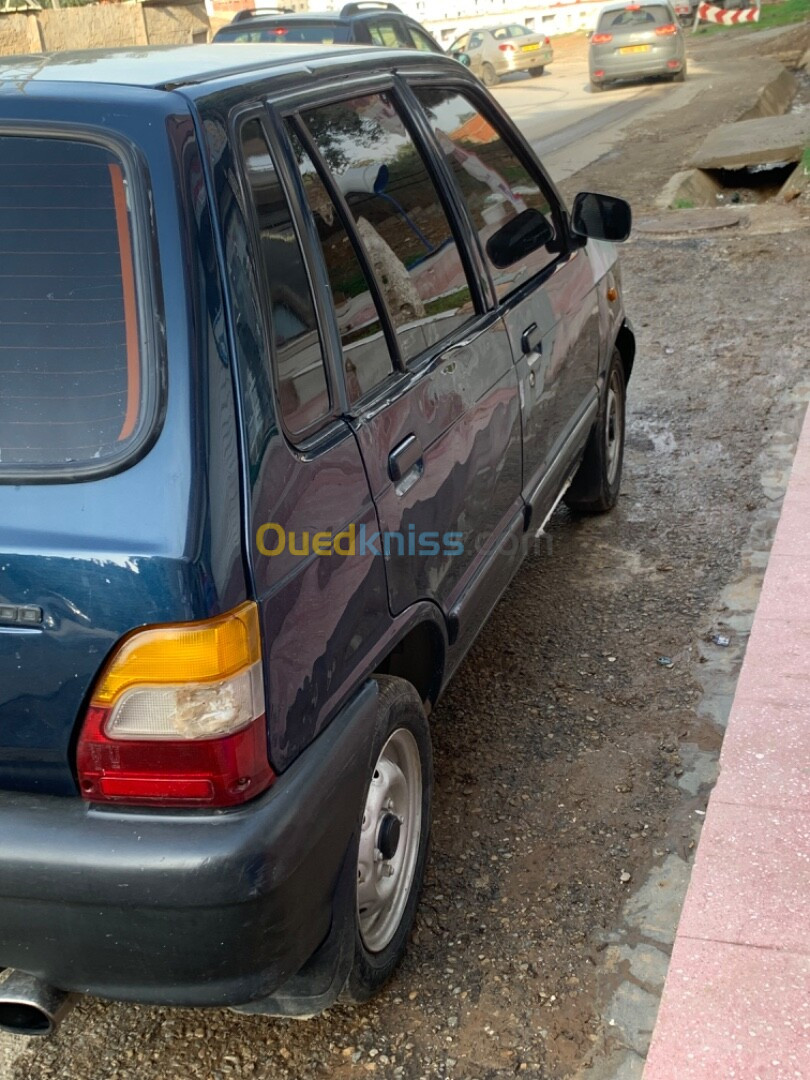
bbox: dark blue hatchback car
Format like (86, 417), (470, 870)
(0, 43), (634, 1034)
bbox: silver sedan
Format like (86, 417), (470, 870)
(448, 24), (554, 87)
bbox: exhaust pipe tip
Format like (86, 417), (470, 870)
(0, 971), (76, 1037)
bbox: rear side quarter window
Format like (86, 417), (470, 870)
(0, 134), (158, 481)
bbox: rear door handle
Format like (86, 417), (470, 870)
(521, 322), (542, 357)
(388, 434), (423, 484)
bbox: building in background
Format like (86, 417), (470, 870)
(205, 0), (605, 45)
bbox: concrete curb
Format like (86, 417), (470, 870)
(643, 403), (810, 1079)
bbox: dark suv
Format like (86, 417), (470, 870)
(0, 41), (634, 1035)
(213, 1), (444, 52)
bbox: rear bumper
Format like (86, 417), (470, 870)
(0, 681), (378, 1009)
(590, 46), (684, 80)
(498, 47), (553, 74)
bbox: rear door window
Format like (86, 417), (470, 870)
(0, 134), (154, 478)
(298, 91), (476, 366)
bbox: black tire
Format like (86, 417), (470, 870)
(529, 66), (544, 77)
(341, 676), (432, 1003)
(481, 62), (498, 87)
(564, 348), (626, 514)
(673, 64), (686, 82)
(590, 78), (605, 92)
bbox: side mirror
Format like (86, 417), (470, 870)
(452, 50), (471, 66)
(571, 192), (632, 242)
(485, 208), (554, 269)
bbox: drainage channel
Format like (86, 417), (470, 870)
(660, 67), (810, 210)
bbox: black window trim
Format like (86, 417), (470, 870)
(0, 121), (165, 486)
(399, 71), (576, 314)
(230, 104), (344, 448)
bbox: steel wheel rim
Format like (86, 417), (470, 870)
(357, 728), (422, 953)
(605, 368), (623, 486)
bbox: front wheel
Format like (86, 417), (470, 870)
(481, 62), (499, 87)
(564, 348), (626, 514)
(341, 676), (432, 1003)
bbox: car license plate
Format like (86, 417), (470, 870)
(521, 43), (540, 51)
(619, 44), (651, 53)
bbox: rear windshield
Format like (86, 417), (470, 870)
(597, 4), (672, 29)
(0, 135), (151, 478)
(215, 21), (351, 43)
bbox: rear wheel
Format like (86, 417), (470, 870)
(481, 62), (499, 87)
(673, 64), (686, 82)
(564, 347), (626, 514)
(590, 78), (606, 92)
(341, 676), (432, 1003)
(529, 66), (545, 77)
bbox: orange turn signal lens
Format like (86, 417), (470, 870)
(91, 602), (261, 708)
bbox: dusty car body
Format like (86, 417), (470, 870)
(448, 23), (554, 85)
(589, 0), (686, 89)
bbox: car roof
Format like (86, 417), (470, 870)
(0, 43), (400, 91)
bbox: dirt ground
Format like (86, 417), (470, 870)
(3, 22), (810, 1080)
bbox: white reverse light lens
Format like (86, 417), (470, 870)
(104, 661), (264, 741)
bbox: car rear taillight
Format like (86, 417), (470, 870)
(77, 602), (275, 808)
(591, 32), (614, 43)
(655, 22), (679, 34)
(498, 43), (515, 52)
(272, 27), (287, 34)
(544, 36), (551, 44)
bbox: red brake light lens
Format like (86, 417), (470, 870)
(498, 43), (515, 52)
(76, 603), (275, 808)
(591, 32), (614, 43)
(655, 22), (679, 34)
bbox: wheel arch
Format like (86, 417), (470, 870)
(373, 618), (446, 715)
(614, 319), (636, 384)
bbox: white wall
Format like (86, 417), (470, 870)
(318, 0), (605, 43)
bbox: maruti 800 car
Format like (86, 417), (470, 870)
(0, 43), (634, 1034)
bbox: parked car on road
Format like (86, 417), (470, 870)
(213, 0), (443, 52)
(589, 0), (686, 90)
(448, 23), (554, 86)
(0, 41), (633, 1035)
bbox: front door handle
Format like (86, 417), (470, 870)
(388, 434), (423, 484)
(521, 322), (542, 357)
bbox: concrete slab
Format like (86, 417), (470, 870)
(714, 700), (810, 811)
(676, 801), (810, 952)
(691, 113), (810, 171)
(644, 937), (810, 1080)
(634, 209), (744, 234)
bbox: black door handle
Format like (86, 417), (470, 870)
(521, 322), (542, 356)
(388, 434), (423, 484)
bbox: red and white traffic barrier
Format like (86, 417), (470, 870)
(696, 2), (760, 24)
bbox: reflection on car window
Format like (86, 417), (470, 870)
(368, 20), (407, 47)
(217, 23), (350, 42)
(451, 33), (470, 50)
(412, 88), (559, 298)
(600, 5), (670, 27)
(240, 118), (330, 436)
(288, 128), (393, 404)
(469, 32), (484, 47)
(408, 26), (439, 52)
(300, 92), (475, 365)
